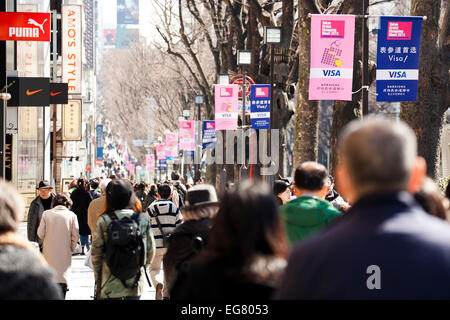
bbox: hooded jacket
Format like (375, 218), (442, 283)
(280, 196), (341, 245)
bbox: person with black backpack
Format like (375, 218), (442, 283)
(171, 171), (187, 209)
(91, 179), (155, 300)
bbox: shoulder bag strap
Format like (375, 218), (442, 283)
(153, 205), (168, 243)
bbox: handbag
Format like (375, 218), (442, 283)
(84, 248), (94, 270)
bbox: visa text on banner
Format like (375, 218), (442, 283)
(215, 85), (239, 130)
(309, 14), (355, 101)
(376, 16), (422, 102)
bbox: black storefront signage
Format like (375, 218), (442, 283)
(50, 82), (68, 104)
(5, 134), (13, 181)
(7, 77), (50, 106)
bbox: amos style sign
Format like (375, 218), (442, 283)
(0, 12), (51, 41)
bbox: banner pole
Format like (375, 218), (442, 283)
(362, 0), (369, 116)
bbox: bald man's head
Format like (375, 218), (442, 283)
(294, 161), (329, 191)
(338, 117), (418, 195)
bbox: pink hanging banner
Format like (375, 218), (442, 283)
(165, 132), (178, 158)
(155, 143), (166, 160)
(215, 84), (239, 130)
(146, 154), (155, 171)
(179, 120), (195, 151)
(309, 14), (355, 101)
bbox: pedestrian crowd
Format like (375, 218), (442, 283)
(2, 117), (450, 300)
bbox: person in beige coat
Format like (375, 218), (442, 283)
(37, 193), (79, 298)
(87, 178), (111, 236)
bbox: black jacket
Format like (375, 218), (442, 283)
(0, 244), (62, 299)
(170, 254), (286, 300)
(275, 192), (450, 299)
(27, 194), (55, 243)
(163, 218), (211, 293)
(70, 188), (93, 235)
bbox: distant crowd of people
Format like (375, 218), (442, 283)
(2, 117), (450, 300)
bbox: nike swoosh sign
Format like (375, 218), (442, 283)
(50, 91), (62, 96)
(26, 89), (43, 96)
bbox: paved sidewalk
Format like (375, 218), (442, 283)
(18, 222), (157, 300)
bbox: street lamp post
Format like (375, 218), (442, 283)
(194, 94), (204, 182)
(218, 74), (230, 85)
(237, 50), (252, 180)
(263, 26), (282, 187)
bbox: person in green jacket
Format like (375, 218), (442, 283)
(280, 161), (342, 245)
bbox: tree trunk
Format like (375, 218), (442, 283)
(400, 0), (449, 179)
(294, 0), (320, 169)
(328, 0), (364, 178)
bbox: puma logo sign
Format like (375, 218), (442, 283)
(28, 18), (48, 34)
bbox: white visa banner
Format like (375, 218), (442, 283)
(62, 5), (82, 95)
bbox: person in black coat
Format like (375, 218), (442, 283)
(170, 181), (289, 300)
(163, 184), (219, 298)
(275, 118), (450, 300)
(70, 178), (93, 255)
(27, 180), (55, 247)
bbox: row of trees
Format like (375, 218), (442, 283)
(98, 0), (449, 185)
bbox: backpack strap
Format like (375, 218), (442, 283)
(107, 211), (118, 221)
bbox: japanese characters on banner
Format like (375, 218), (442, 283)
(309, 14), (355, 101)
(165, 132), (178, 159)
(215, 85), (239, 130)
(146, 154), (155, 172)
(179, 120), (196, 151)
(62, 5), (82, 95)
(62, 99), (82, 141)
(376, 16), (422, 101)
(155, 143), (166, 160)
(250, 84), (271, 129)
(202, 120), (216, 150)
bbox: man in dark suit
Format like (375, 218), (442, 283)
(275, 117), (450, 299)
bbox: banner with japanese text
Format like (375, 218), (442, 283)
(146, 154), (155, 172)
(376, 16), (422, 101)
(179, 120), (195, 151)
(202, 120), (216, 149)
(155, 143), (166, 160)
(309, 14), (355, 101)
(250, 84), (271, 129)
(215, 84), (239, 130)
(165, 132), (178, 159)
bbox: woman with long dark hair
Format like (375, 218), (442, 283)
(170, 180), (289, 300)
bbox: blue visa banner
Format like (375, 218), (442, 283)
(202, 120), (216, 150)
(158, 159), (167, 171)
(250, 84), (271, 129)
(96, 125), (104, 160)
(376, 16), (422, 101)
